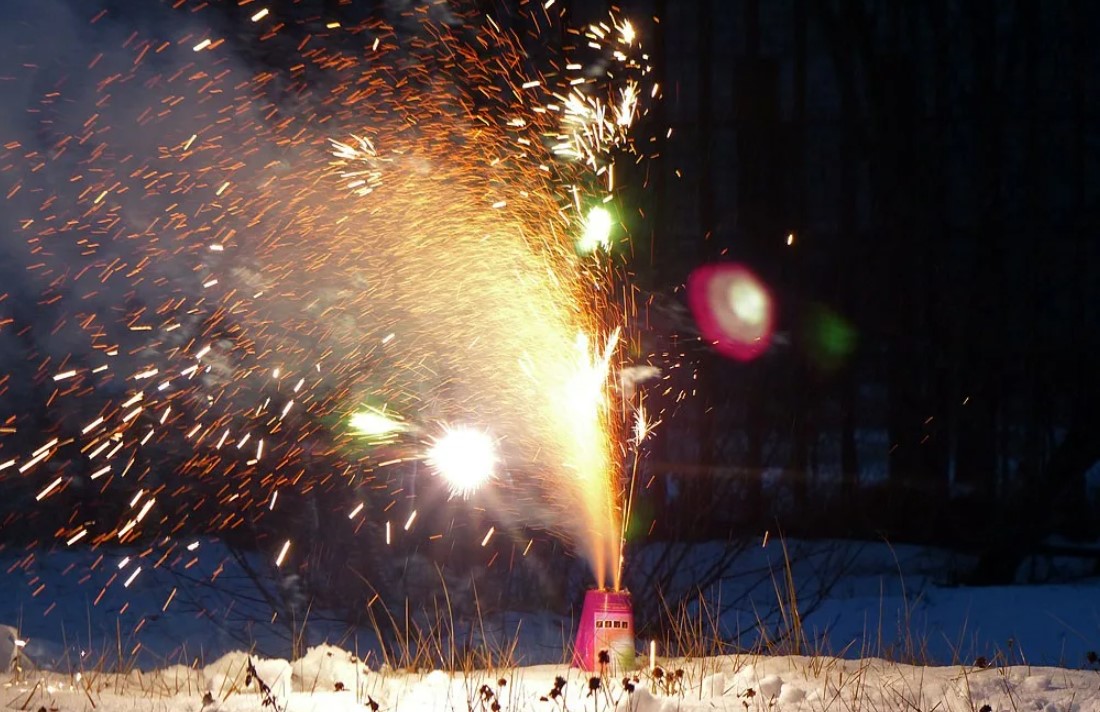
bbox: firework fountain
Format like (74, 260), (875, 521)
(0, 0), (657, 666)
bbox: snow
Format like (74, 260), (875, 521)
(0, 625), (17, 673)
(4, 650), (1100, 711)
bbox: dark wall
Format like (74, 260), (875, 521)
(609, 0), (1100, 570)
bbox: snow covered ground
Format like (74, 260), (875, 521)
(4, 645), (1100, 711)
(1, 539), (1098, 710)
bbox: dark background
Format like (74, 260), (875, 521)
(602, 0), (1100, 586)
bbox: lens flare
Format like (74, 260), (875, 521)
(728, 279), (767, 325)
(348, 408), (406, 441)
(426, 426), (498, 499)
(687, 263), (775, 361)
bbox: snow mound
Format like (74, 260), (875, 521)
(0, 624), (17, 672)
(291, 644), (372, 695)
(202, 650), (292, 701)
(758, 673), (784, 698)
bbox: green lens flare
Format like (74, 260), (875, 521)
(807, 305), (857, 370)
(348, 407), (406, 440)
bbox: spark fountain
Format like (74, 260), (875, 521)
(0, 0), (657, 659)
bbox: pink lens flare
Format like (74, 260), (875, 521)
(687, 263), (775, 361)
(572, 588), (636, 672)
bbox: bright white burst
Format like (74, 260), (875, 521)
(579, 206), (614, 253)
(425, 426), (498, 499)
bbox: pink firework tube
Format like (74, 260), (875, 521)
(572, 589), (636, 672)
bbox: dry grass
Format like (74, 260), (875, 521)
(6, 535), (1095, 712)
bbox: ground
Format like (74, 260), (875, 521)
(2, 540), (1098, 711)
(5, 647), (1100, 711)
